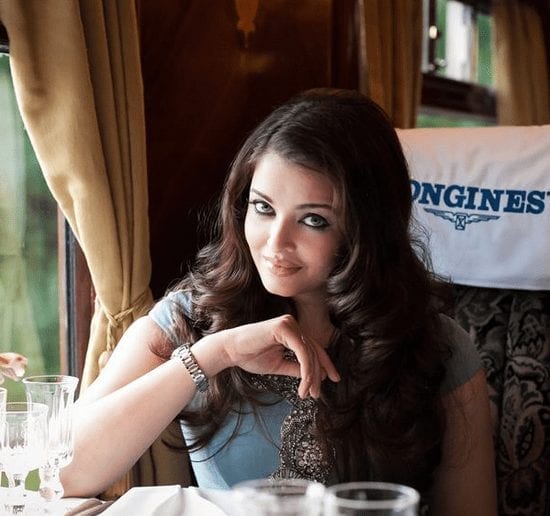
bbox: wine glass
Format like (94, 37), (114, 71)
(0, 402), (49, 515)
(23, 375), (79, 507)
(0, 386), (6, 424)
(232, 478), (326, 515)
(323, 481), (420, 515)
(0, 386), (6, 482)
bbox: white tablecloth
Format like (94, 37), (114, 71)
(63, 486), (234, 515)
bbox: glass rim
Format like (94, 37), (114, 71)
(234, 478), (324, 488)
(4, 401), (49, 415)
(22, 375), (79, 386)
(232, 478), (326, 499)
(325, 481), (420, 510)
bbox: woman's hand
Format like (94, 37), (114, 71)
(197, 314), (340, 399)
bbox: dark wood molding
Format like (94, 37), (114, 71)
(58, 216), (92, 381)
(331, 0), (359, 89)
(0, 23), (9, 53)
(458, 0), (491, 15)
(421, 73), (496, 118)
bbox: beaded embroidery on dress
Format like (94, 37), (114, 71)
(250, 371), (334, 483)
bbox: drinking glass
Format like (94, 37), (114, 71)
(0, 386), (6, 423)
(232, 478), (325, 516)
(323, 482), (420, 515)
(0, 402), (49, 515)
(23, 375), (79, 505)
(0, 386), (6, 476)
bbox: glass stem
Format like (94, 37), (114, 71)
(6, 471), (26, 491)
(5, 472), (27, 515)
(39, 464), (64, 503)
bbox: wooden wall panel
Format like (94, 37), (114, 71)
(138, 0), (343, 297)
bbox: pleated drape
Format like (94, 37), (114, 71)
(0, 0), (154, 497)
(357, 0), (423, 128)
(493, 0), (550, 124)
(0, 0), (152, 388)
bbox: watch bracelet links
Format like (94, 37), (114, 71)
(171, 343), (209, 392)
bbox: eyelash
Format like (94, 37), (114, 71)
(250, 200), (273, 215)
(248, 200), (330, 230)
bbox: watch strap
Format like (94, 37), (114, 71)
(171, 343), (209, 393)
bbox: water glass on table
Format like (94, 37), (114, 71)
(23, 374), (79, 506)
(232, 478), (326, 516)
(0, 402), (49, 515)
(0, 385), (5, 422)
(323, 482), (420, 515)
(0, 386), (6, 473)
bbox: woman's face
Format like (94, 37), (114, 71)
(244, 152), (342, 306)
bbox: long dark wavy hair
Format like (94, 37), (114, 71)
(159, 88), (451, 495)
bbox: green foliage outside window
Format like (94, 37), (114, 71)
(0, 55), (59, 404)
(434, 0), (493, 86)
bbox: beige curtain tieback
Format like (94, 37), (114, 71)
(98, 290), (151, 370)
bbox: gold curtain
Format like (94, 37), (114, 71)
(358, 0), (423, 128)
(0, 0), (152, 386)
(0, 0), (156, 496)
(493, 0), (550, 124)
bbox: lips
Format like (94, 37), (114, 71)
(263, 256), (301, 276)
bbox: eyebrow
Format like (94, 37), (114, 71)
(250, 188), (334, 210)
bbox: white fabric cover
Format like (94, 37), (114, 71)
(397, 125), (550, 290)
(101, 486), (228, 515)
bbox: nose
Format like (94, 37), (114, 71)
(267, 217), (295, 253)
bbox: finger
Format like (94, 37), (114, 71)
(297, 335), (325, 399)
(317, 347), (340, 383)
(280, 333), (315, 399)
(306, 337), (323, 399)
(275, 358), (301, 379)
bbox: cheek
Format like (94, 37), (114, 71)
(319, 237), (342, 272)
(244, 214), (259, 252)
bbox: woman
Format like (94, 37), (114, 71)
(62, 89), (497, 514)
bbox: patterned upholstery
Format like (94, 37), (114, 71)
(452, 286), (550, 516)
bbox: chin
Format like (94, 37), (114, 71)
(259, 279), (297, 298)
(262, 285), (295, 298)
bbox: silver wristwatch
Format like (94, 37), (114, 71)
(171, 343), (209, 392)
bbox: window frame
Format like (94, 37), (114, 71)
(422, 0), (496, 121)
(0, 24), (7, 52)
(1, 22), (91, 379)
(58, 218), (92, 378)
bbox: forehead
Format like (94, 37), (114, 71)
(250, 152), (336, 205)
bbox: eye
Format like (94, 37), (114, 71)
(250, 200), (274, 215)
(301, 213), (330, 229)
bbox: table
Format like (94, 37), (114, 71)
(62, 486), (232, 515)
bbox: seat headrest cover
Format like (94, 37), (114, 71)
(397, 125), (550, 290)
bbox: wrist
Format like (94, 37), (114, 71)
(180, 334), (232, 382)
(171, 344), (208, 392)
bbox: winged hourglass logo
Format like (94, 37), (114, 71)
(423, 208), (499, 230)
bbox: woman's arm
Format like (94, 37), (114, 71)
(61, 313), (339, 497)
(430, 368), (497, 515)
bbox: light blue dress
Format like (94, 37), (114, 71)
(149, 291), (482, 489)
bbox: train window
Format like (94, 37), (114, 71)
(419, 0), (496, 127)
(0, 52), (61, 399)
(0, 28), (89, 400)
